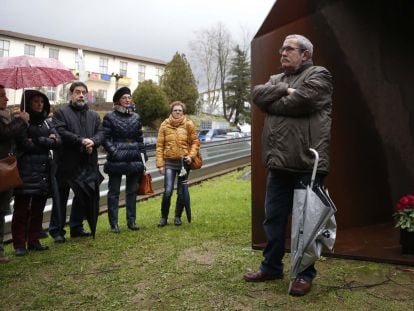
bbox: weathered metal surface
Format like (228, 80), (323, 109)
(251, 0), (414, 264)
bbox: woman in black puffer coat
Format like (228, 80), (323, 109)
(103, 87), (146, 233)
(12, 90), (61, 256)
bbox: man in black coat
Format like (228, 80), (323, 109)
(49, 82), (104, 242)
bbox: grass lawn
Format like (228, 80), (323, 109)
(1, 167), (414, 310)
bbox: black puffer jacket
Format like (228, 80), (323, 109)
(102, 106), (146, 175)
(14, 90), (62, 196)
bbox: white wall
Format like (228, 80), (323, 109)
(0, 34), (165, 105)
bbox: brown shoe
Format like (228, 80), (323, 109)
(243, 270), (283, 282)
(289, 277), (312, 296)
(0, 255), (10, 264)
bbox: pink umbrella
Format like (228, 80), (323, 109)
(0, 55), (76, 89)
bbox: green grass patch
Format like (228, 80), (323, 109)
(1, 167), (413, 310)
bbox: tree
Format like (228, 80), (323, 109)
(189, 28), (220, 113)
(160, 52), (198, 114)
(132, 80), (169, 129)
(226, 45), (251, 126)
(189, 22), (233, 120)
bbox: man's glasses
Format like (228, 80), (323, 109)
(278, 46), (305, 54)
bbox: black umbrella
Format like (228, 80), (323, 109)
(67, 155), (104, 238)
(182, 183), (191, 223)
(48, 151), (63, 233)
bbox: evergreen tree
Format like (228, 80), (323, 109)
(160, 52), (199, 114)
(226, 45), (251, 126)
(132, 80), (169, 129)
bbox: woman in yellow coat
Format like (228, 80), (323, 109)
(156, 101), (199, 227)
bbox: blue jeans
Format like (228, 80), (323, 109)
(161, 167), (190, 218)
(260, 170), (325, 280)
(107, 173), (140, 227)
(49, 179), (85, 237)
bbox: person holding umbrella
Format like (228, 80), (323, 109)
(49, 82), (105, 242)
(102, 87), (146, 233)
(243, 34), (333, 296)
(12, 90), (61, 256)
(156, 101), (199, 227)
(0, 85), (29, 262)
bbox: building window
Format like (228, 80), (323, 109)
(49, 48), (59, 60)
(156, 67), (163, 84)
(97, 89), (107, 103)
(99, 57), (108, 74)
(47, 87), (56, 101)
(0, 40), (10, 57)
(138, 64), (146, 82)
(120, 61), (127, 77)
(24, 44), (36, 56)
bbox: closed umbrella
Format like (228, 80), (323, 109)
(289, 148), (337, 293)
(67, 155), (104, 238)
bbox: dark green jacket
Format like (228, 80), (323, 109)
(253, 60), (333, 174)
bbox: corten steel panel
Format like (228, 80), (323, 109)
(251, 0), (414, 263)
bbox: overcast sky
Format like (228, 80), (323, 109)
(0, 0), (274, 62)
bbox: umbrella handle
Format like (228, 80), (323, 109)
(309, 148), (319, 188)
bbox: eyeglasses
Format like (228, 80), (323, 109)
(278, 46), (305, 54)
(73, 90), (87, 95)
(173, 109), (183, 112)
(120, 96), (132, 100)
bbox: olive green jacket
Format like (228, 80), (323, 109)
(253, 60), (333, 174)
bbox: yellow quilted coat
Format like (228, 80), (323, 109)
(156, 115), (199, 168)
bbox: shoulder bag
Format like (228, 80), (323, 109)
(186, 121), (203, 170)
(0, 153), (23, 192)
(137, 153), (154, 195)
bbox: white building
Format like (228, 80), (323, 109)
(0, 29), (166, 105)
(198, 88), (224, 116)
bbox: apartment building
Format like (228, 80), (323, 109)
(0, 29), (166, 105)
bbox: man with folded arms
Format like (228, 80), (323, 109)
(244, 34), (333, 296)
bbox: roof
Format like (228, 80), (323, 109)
(0, 29), (167, 66)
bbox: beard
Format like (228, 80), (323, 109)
(73, 99), (87, 107)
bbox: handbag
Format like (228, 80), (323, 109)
(190, 150), (203, 170)
(137, 172), (154, 195)
(137, 153), (154, 195)
(0, 154), (23, 192)
(186, 122), (203, 170)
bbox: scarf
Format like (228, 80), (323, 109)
(168, 114), (186, 127)
(114, 105), (131, 115)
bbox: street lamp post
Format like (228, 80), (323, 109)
(111, 72), (123, 91)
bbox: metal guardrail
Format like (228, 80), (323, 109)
(4, 137), (251, 237)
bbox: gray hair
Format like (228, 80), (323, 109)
(286, 34), (313, 57)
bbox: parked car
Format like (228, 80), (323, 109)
(198, 128), (228, 142)
(143, 136), (157, 150)
(198, 129), (210, 141)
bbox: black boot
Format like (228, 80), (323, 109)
(158, 217), (167, 227)
(174, 217), (182, 226)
